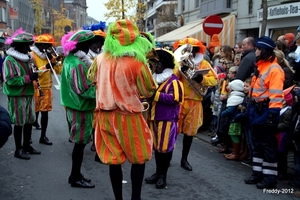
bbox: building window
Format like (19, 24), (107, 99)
(195, 0), (199, 8)
(248, 0), (253, 14)
(182, 0), (185, 12)
(0, 7), (6, 22)
(226, 0), (231, 8)
(201, 0), (209, 2)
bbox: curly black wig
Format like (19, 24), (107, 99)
(156, 49), (175, 69)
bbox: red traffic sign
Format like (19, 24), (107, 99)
(203, 15), (223, 35)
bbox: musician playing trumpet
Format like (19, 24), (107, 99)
(30, 34), (62, 145)
(173, 37), (217, 171)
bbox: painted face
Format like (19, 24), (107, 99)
(154, 61), (164, 74)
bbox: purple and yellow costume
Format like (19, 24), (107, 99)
(150, 74), (184, 153)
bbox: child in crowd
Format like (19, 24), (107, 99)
(234, 53), (242, 67)
(276, 85), (294, 180)
(234, 78), (253, 166)
(221, 79), (245, 160)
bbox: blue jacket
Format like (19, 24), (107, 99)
(0, 104), (12, 148)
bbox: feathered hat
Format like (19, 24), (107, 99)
(103, 19), (154, 65)
(82, 21), (106, 38)
(5, 28), (35, 45)
(35, 34), (55, 45)
(61, 30), (94, 56)
(173, 36), (206, 54)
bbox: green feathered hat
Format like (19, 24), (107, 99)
(69, 30), (94, 43)
(103, 19), (154, 64)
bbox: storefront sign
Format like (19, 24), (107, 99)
(9, 7), (18, 20)
(257, 2), (300, 21)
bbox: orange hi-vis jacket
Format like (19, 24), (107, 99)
(251, 58), (284, 109)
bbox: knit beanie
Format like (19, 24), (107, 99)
(256, 36), (276, 51)
(208, 34), (221, 54)
(284, 33), (295, 45)
(229, 79), (244, 92)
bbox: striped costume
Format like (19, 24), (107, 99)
(150, 74), (184, 153)
(2, 55), (35, 126)
(60, 53), (96, 144)
(31, 50), (62, 112)
(176, 58), (217, 136)
(94, 54), (157, 165)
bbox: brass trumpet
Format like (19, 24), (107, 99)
(43, 49), (61, 90)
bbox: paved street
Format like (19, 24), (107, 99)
(0, 83), (299, 200)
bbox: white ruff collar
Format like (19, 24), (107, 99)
(74, 50), (93, 67)
(153, 68), (173, 84)
(88, 49), (98, 59)
(6, 47), (30, 62)
(30, 46), (46, 59)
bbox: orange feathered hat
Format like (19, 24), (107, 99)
(35, 34), (55, 45)
(173, 36), (206, 54)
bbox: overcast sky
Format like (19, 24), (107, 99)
(86, 0), (114, 23)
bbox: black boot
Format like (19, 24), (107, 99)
(70, 143), (94, 188)
(145, 150), (160, 184)
(156, 151), (172, 189)
(131, 163), (145, 200)
(33, 112), (41, 130)
(23, 124), (41, 155)
(39, 111), (52, 145)
(181, 135), (193, 171)
(109, 165), (123, 200)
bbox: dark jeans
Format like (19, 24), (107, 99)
(244, 127), (254, 159)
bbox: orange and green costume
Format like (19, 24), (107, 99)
(94, 20), (157, 165)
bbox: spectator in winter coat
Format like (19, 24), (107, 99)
(0, 104), (12, 148)
(236, 37), (256, 81)
(274, 49), (294, 89)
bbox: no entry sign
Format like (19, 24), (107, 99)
(203, 15), (223, 35)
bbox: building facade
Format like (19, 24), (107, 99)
(155, 0), (300, 47)
(64, 0), (88, 30)
(145, 0), (178, 38)
(6, 0), (35, 34)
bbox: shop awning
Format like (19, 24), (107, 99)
(156, 12), (236, 47)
